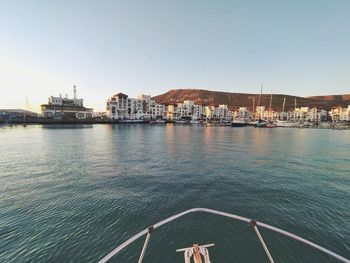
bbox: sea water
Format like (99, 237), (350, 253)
(1, 124), (349, 262)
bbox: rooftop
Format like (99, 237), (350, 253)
(114, 93), (128, 98)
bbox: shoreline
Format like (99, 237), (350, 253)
(1, 119), (350, 130)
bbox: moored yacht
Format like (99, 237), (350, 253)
(275, 120), (297, 127)
(231, 118), (250, 127)
(253, 119), (266, 128)
(265, 121), (277, 128)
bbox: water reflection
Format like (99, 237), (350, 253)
(165, 124), (175, 157)
(42, 124), (93, 129)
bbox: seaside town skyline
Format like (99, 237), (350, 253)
(2, 86), (350, 114)
(3, 86), (348, 126)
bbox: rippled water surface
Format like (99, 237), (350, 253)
(1, 124), (349, 262)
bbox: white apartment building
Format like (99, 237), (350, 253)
(255, 106), (266, 120)
(168, 100), (205, 120)
(292, 107), (328, 122)
(330, 105), (350, 121)
(192, 104), (204, 120)
(204, 106), (216, 119)
(175, 100), (191, 120)
(167, 102), (233, 121)
(106, 93), (129, 119)
(106, 93), (165, 120)
(293, 107), (309, 121)
(166, 105), (176, 120)
(233, 107), (252, 120)
(215, 104), (232, 120)
(306, 107), (327, 122)
(263, 109), (278, 120)
(128, 98), (148, 119)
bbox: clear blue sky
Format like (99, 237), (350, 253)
(1, 0), (349, 112)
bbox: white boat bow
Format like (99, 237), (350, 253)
(98, 208), (350, 263)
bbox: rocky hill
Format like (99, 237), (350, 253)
(307, 94), (350, 103)
(152, 89), (350, 111)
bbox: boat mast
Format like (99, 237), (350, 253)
(252, 97), (255, 119)
(257, 83), (263, 120)
(282, 97), (286, 120)
(269, 92), (272, 120)
(23, 96), (30, 125)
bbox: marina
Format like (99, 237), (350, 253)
(2, 88), (350, 130)
(1, 1), (350, 262)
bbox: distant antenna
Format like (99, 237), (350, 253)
(25, 96), (30, 112)
(73, 85), (77, 99)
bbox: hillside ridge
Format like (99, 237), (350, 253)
(152, 89), (350, 111)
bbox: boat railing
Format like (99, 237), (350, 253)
(98, 208), (350, 263)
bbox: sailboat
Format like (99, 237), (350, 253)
(265, 93), (276, 128)
(23, 96), (30, 127)
(253, 84), (267, 128)
(275, 97), (296, 127)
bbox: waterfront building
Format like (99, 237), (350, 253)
(93, 112), (107, 119)
(293, 107), (309, 121)
(286, 111), (295, 121)
(215, 104), (231, 120)
(330, 105), (350, 122)
(191, 103), (204, 121)
(307, 107), (328, 122)
(263, 109), (279, 120)
(128, 97), (146, 119)
(41, 86), (93, 119)
(174, 100), (205, 120)
(166, 104), (176, 120)
(175, 100), (191, 120)
(151, 101), (166, 119)
(106, 93), (165, 120)
(233, 107), (252, 120)
(291, 107), (328, 122)
(255, 106), (265, 120)
(106, 93), (129, 119)
(280, 112), (294, 121)
(135, 94), (165, 119)
(164, 101), (232, 121)
(204, 105), (216, 119)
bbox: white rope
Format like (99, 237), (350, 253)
(98, 208), (350, 263)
